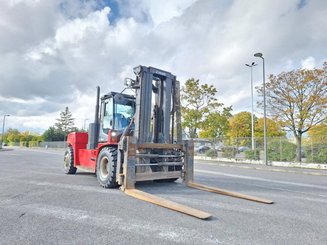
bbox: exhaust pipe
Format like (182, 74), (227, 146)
(94, 86), (100, 124)
(87, 86), (100, 149)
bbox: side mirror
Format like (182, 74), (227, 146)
(124, 77), (135, 87)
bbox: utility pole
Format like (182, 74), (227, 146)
(245, 62), (257, 151)
(0, 114), (10, 149)
(254, 52), (268, 165)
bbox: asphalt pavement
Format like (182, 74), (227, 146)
(0, 148), (326, 245)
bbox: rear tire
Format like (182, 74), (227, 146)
(64, 146), (77, 174)
(96, 147), (118, 188)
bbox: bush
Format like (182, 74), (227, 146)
(245, 149), (260, 160)
(304, 144), (327, 163)
(268, 139), (296, 161)
(28, 141), (40, 147)
(20, 141), (29, 147)
(205, 149), (218, 158)
(221, 146), (237, 158)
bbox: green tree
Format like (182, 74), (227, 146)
(267, 138), (296, 162)
(199, 107), (232, 139)
(257, 62), (327, 162)
(42, 126), (66, 141)
(181, 78), (231, 138)
(6, 128), (20, 143)
(19, 130), (33, 142)
(3, 129), (42, 146)
(304, 123), (327, 163)
(55, 106), (75, 134)
(19, 130), (42, 147)
(43, 107), (79, 141)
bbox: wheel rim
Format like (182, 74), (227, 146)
(99, 156), (109, 181)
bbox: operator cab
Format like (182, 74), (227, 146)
(99, 92), (135, 142)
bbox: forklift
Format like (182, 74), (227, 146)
(64, 65), (273, 219)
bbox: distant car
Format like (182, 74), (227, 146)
(196, 145), (211, 154)
(238, 146), (249, 152)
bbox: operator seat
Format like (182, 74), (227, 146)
(114, 113), (129, 130)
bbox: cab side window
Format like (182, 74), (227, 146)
(102, 100), (113, 133)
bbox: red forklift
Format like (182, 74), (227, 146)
(64, 65), (272, 219)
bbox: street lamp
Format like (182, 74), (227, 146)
(254, 52), (268, 165)
(245, 62), (257, 151)
(0, 114), (10, 149)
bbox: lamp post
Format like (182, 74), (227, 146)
(245, 62), (257, 151)
(0, 114), (10, 149)
(254, 52), (268, 165)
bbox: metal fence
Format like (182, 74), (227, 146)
(10, 135), (327, 164)
(194, 135), (327, 164)
(9, 141), (68, 149)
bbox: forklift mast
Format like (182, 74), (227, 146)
(132, 66), (182, 145)
(116, 66), (185, 189)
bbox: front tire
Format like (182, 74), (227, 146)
(96, 147), (118, 188)
(64, 146), (77, 174)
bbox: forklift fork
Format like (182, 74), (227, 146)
(183, 140), (273, 204)
(119, 138), (273, 220)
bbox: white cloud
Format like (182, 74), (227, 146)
(301, 56), (316, 69)
(9, 0), (41, 7)
(0, 0), (327, 133)
(139, 0), (198, 26)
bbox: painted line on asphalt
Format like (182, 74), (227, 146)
(18, 149), (63, 155)
(197, 161), (327, 176)
(246, 181), (327, 199)
(0, 178), (120, 194)
(0, 200), (220, 244)
(196, 169), (327, 190)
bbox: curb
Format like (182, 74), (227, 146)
(194, 156), (327, 170)
(195, 157), (327, 176)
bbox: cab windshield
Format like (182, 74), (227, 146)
(102, 96), (135, 133)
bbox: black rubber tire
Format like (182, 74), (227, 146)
(64, 146), (77, 174)
(96, 147), (118, 188)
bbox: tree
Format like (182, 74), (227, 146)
(227, 112), (253, 138)
(199, 107), (232, 139)
(257, 62), (327, 162)
(19, 130), (33, 142)
(307, 122), (327, 143)
(42, 126), (66, 141)
(255, 118), (285, 137)
(43, 107), (78, 141)
(55, 107), (75, 134)
(267, 138), (296, 162)
(3, 129), (42, 146)
(304, 123), (327, 163)
(181, 78), (231, 138)
(6, 128), (20, 143)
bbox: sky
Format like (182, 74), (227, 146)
(0, 0), (326, 133)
